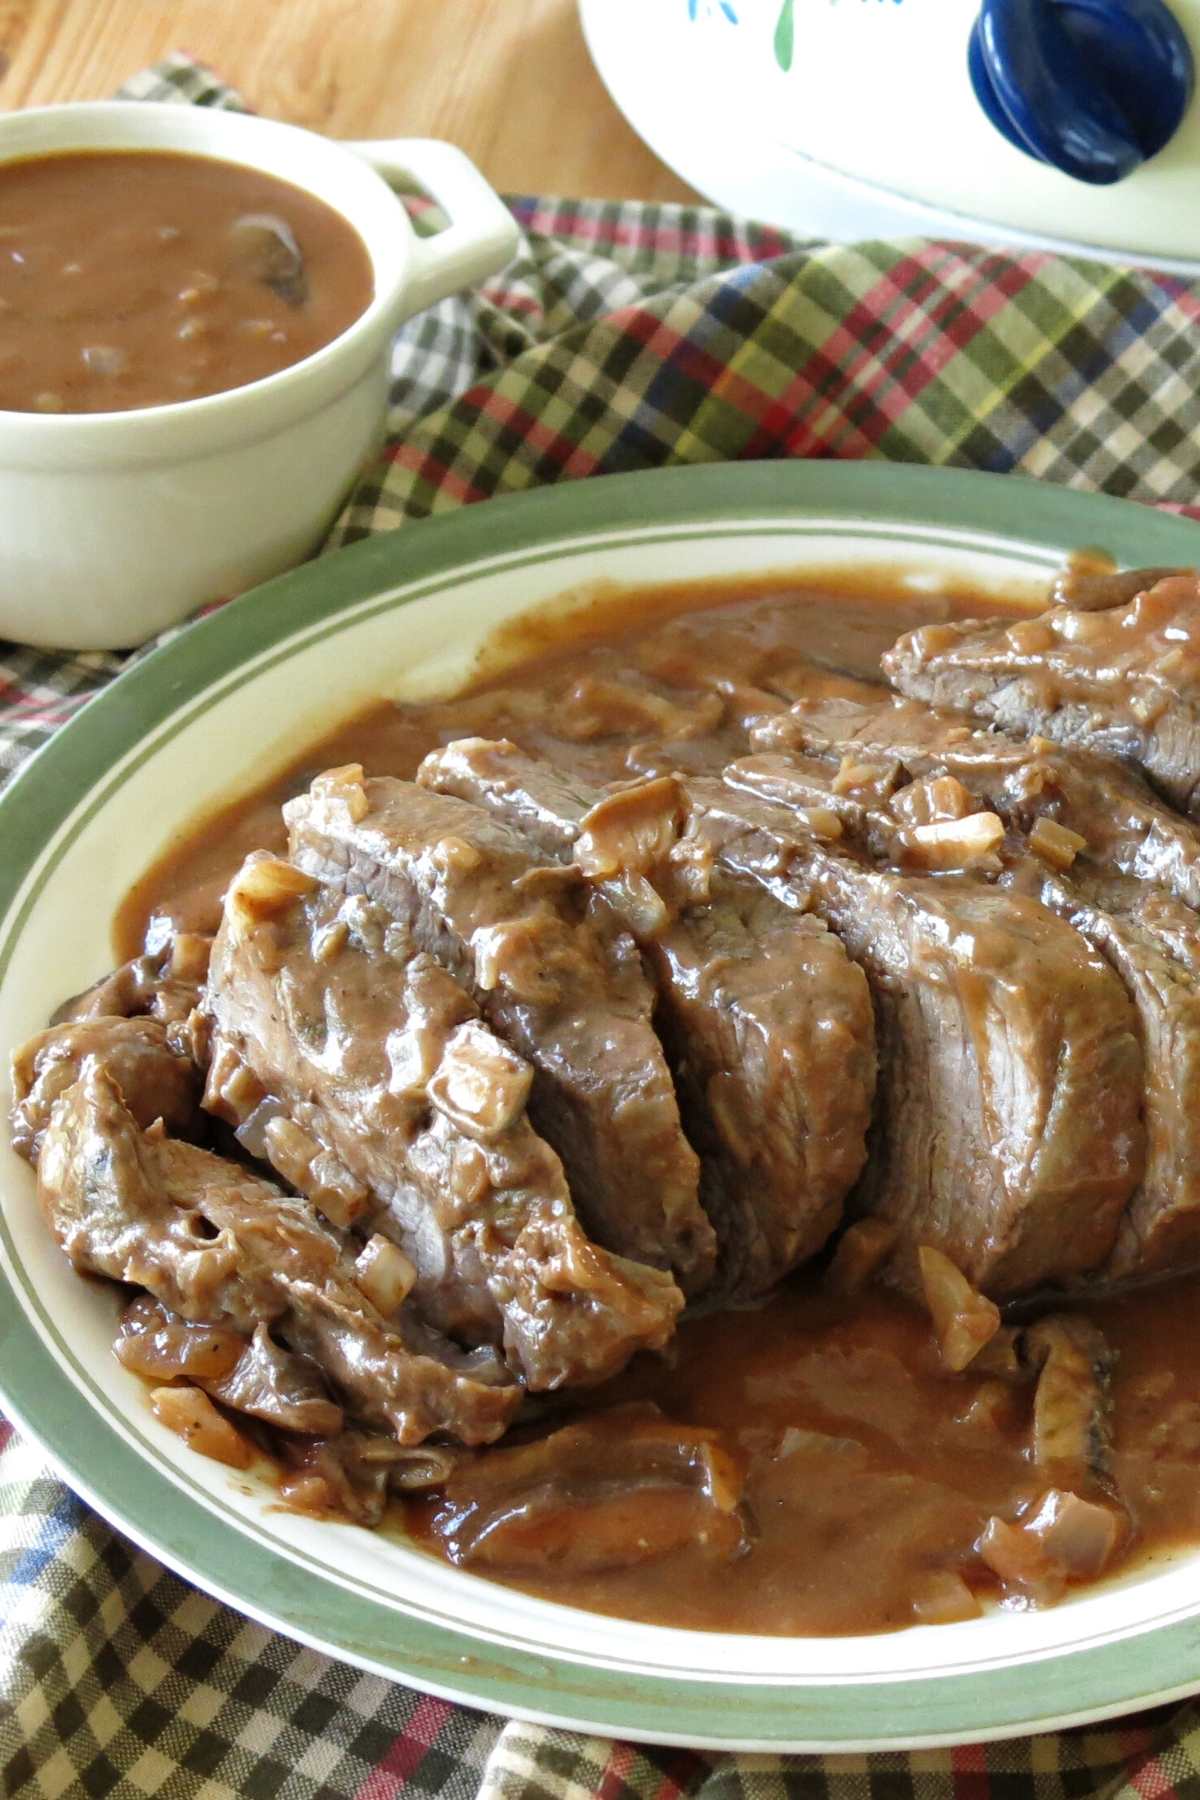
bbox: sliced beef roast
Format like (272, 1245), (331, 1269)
(38, 1058), (519, 1444)
(734, 723), (1200, 1288)
(417, 737), (875, 1295)
(747, 695), (1200, 1282)
(756, 692), (1200, 911)
(204, 853), (682, 1388)
(1009, 865), (1200, 1280)
(283, 766), (714, 1293)
(671, 777), (1145, 1296)
(882, 570), (1200, 817)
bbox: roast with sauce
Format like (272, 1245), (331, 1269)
(15, 561), (1200, 1635)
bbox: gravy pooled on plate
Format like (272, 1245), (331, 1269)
(0, 150), (374, 412)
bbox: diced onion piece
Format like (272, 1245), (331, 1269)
(262, 1115), (319, 1188)
(911, 1569), (983, 1625)
(957, 1379), (1023, 1432)
(979, 1489), (1123, 1605)
(825, 1219), (898, 1296)
(81, 343), (127, 376)
(116, 1299), (245, 1383)
(1129, 689), (1168, 726)
(1005, 618), (1057, 654)
(431, 834), (483, 875)
(227, 854), (316, 933)
(695, 1440), (744, 1513)
(355, 1234), (417, 1316)
(1029, 816), (1088, 870)
(1021, 1487), (1124, 1579)
(575, 777), (685, 879)
(918, 1245), (1001, 1373)
(905, 812), (1005, 870)
(910, 622), (963, 657)
(428, 1020), (532, 1141)
(168, 930), (212, 984)
(605, 869), (670, 938)
(832, 755), (899, 802)
(278, 1473), (337, 1515)
(978, 1514), (1064, 1605)
(206, 1038), (266, 1124)
(890, 774), (977, 829)
(1053, 607), (1117, 645)
(233, 1095), (287, 1160)
(312, 918), (349, 964)
(309, 763), (369, 823)
(561, 677), (723, 743)
(471, 918), (560, 1003)
(665, 833), (716, 905)
(792, 805), (843, 842)
(306, 1151), (370, 1228)
(150, 1385), (253, 1469)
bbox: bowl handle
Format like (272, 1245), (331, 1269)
(343, 138), (519, 316)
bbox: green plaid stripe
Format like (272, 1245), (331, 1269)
(1, 1432), (500, 1798)
(5, 53), (1200, 1800)
(326, 243), (1200, 558)
(475, 1714), (1194, 1800)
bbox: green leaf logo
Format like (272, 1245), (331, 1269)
(774, 0), (795, 70)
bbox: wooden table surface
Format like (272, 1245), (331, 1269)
(0, 0), (698, 204)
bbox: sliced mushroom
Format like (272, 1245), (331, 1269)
(228, 211), (308, 306)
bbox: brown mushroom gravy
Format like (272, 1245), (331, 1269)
(26, 569), (1200, 1637)
(0, 151), (373, 413)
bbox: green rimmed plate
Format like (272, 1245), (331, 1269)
(3, 462), (1200, 1751)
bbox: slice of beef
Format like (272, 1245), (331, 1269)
(1007, 861), (1200, 1280)
(747, 700), (1200, 1283)
(418, 739), (875, 1295)
(283, 765), (714, 1293)
(670, 776), (1145, 1296)
(755, 693), (1200, 911)
(11, 1014), (200, 1161)
(882, 571), (1200, 816)
(38, 1059), (519, 1445)
(204, 855), (682, 1389)
(734, 738), (1200, 1288)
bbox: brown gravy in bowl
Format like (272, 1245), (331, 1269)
(0, 150), (374, 412)
(83, 573), (1200, 1637)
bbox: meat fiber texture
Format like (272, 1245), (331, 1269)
(414, 735), (1157, 1300)
(205, 854), (683, 1390)
(283, 766), (717, 1295)
(417, 738), (876, 1298)
(882, 570), (1200, 818)
(743, 678), (1200, 1285)
(678, 774), (1145, 1296)
(37, 1059), (519, 1446)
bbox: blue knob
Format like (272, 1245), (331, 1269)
(969, 0), (1194, 184)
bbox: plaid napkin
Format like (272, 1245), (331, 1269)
(5, 53), (1200, 1799)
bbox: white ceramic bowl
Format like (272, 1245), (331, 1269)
(0, 103), (519, 651)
